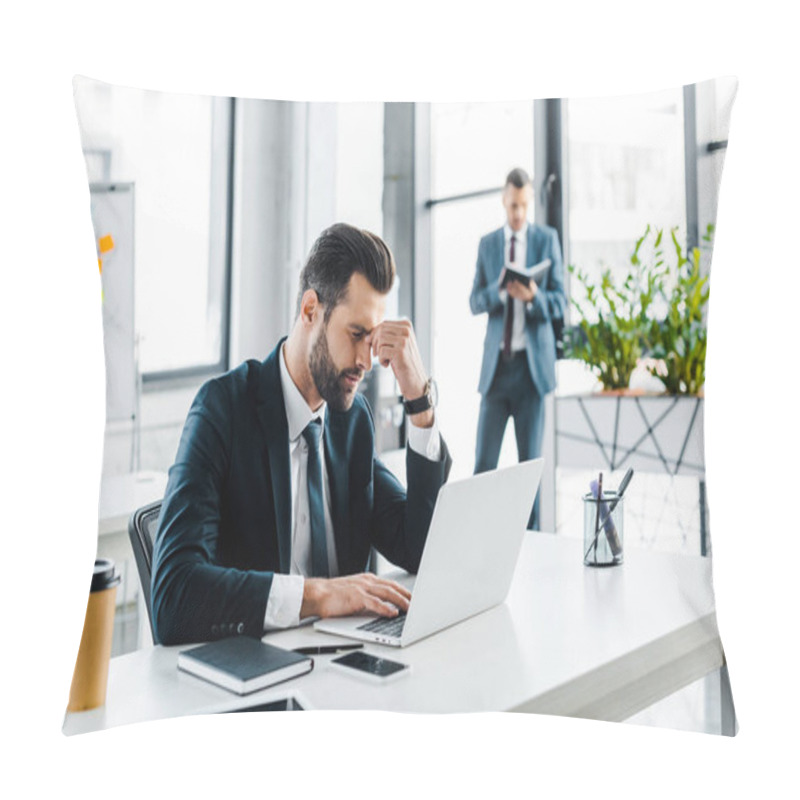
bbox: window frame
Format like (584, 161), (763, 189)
(415, 91), (700, 356)
(141, 96), (235, 390)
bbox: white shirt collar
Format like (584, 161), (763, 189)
(279, 343), (326, 443)
(504, 222), (529, 241)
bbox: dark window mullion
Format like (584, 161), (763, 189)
(535, 97), (569, 352)
(684, 83), (700, 254)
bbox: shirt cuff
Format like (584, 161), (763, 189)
(263, 574), (304, 630)
(407, 413), (442, 461)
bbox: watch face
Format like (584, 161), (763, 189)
(428, 378), (438, 407)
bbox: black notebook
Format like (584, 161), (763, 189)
(177, 636), (313, 695)
(499, 258), (551, 289)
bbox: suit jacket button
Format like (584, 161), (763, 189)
(211, 624), (219, 636)
(237, 623), (244, 634)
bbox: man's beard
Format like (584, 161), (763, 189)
(309, 326), (361, 412)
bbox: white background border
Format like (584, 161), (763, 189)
(2, 1), (798, 796)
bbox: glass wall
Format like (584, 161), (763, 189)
(560, 87), (698, 551)
(429, 101), (534, 478)
(73, 78), (231, 377)
(335, 103), (385, 237)
(426, 89), (707, 554)
(566, 88), (686, 317)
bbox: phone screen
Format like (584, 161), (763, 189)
(332, 651), (408, 678)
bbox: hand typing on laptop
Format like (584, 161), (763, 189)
(314, 459), (544, 647)
(300, 573), (411, 620)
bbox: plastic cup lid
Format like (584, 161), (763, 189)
(90, 558), (121, 592)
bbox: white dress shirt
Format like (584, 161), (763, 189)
(263, 344), (441, 630)
(499, 222), (530, 353)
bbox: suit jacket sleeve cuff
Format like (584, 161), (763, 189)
(263, 574), (304, 630)
(491, 283), (505, 311)
(407, 413), (442, 461)
(527, 288), (549, 320)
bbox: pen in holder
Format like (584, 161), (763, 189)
(583, 480), (624, 567)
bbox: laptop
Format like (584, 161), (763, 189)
(313, 458), (544, 647)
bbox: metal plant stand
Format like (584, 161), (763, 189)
(551, 393), (708, 555)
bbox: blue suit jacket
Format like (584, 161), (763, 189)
(469, 224), (566, 397)
(150, 339), (452, 645)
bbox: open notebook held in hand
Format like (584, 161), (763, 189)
(499, 258), (551, 289)
(314, 458), (544, 647)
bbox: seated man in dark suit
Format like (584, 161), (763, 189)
(151, 223), (451, 645)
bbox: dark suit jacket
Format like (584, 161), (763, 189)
(150, 338), (452, 645)
(469, 224), (566, 397)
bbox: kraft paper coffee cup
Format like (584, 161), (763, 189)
(67, 559), (121, 712)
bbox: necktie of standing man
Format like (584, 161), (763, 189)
(302, 418), (329, 577)
(502, 234), (517, 358)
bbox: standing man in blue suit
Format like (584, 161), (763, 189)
(151, 223), (451, 645)
(470, 168), (566, 529)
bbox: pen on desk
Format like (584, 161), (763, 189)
(292, 644), (364, 656)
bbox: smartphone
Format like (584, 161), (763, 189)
(329, 650), (410, 683)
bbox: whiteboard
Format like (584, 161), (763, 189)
(90, 183), (136, 423)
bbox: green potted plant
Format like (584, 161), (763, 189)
(646, 225), (712, 395)
(565, 227), (662, 392)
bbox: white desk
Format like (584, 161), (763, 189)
(63, 534), (729, 735)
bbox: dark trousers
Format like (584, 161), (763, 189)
(474, 351), (545, 530)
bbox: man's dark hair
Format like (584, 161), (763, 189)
(296, 223), (396, 322)
(505, 168), (532, 190)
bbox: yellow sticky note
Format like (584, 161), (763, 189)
(99, 234), (114, 254)
(98, 258), (103, 275)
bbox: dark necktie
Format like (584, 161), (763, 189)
(302, 418), (329, 577)
(502, 235), (517, 358)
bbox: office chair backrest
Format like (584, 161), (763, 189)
(128, 500), (162, 639)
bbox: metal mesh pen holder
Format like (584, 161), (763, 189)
(583, 491), (624, 567)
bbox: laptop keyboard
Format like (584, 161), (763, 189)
(357, 613), (407, 639)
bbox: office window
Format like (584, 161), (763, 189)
(566, 88), (686, 316)
(74, 80), (232, 377)
(335, 103), (385, 237)
(559, 89), (702, 552)
(429, 101), (534, 477)
(431, 102), (533, 198)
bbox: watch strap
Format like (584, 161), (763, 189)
(402, 380), (433, 415)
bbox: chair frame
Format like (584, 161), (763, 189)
(127, 499), (162, 639)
